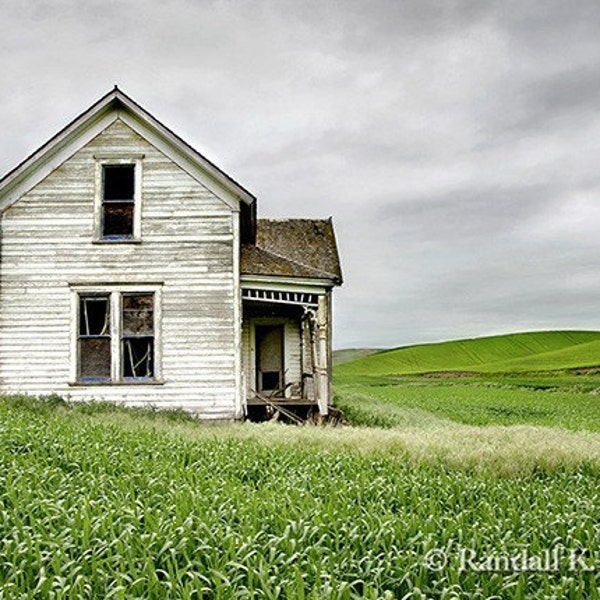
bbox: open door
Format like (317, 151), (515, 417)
(256, 325), (284, 396)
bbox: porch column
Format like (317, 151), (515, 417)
(316, 295), (330, 416)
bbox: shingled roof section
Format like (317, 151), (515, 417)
(240, 218), (342, 284)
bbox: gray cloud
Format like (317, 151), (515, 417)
(2, 0), (600, 347)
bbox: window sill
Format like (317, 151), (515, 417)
(92, 239), (142, 245)
(69, 379), (164, 387)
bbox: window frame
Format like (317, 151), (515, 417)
(93, 155), (144, 243)
(77, 293), (112, 382)
(121, 292), (156, 380)
(70, 284), (163, 385)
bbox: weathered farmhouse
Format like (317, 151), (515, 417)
(0, 88), (342, 420)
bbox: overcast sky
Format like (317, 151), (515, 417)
(2, 0), (600, 348)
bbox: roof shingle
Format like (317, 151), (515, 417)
(240, 218), (342, 284)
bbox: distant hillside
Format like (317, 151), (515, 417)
(333, 348), (383, 365)
(334, 331), (600, 377)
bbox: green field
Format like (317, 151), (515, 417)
(2, 396), (600, 599)
(335, 330), (600, 378)
(4, 330), (600, 598)
(334, 330), (600, 432)
(332, 348), (382, 365)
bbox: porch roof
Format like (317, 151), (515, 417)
(240, 218), (342, 284)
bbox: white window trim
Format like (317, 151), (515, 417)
(93, 155), (144, 242)
(69, 283), (163, 385)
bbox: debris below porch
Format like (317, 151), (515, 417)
(246, 390), (345, 426)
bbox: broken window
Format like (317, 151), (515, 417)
(102, 165), (135, 239)
(77, 291), (157, 383)
(122, 293), (154, 379)
(78, 296), (111, 381)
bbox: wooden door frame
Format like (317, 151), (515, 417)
(255, 323), (285, 395)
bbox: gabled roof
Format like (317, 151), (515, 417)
(0, 87), (256, 213)
(241, 218), (343, 284)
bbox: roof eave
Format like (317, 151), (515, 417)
(114, 89), (256, 205)
(327, 216), (344, 285)
(241, 273), (340, 289)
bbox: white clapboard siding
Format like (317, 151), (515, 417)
(241, 322), (252, 400)
(283, 320), (302, 396)
(0, 119), (239, 419)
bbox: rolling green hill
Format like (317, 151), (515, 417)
(334, 330), (600, 377)
(332, 348), (383, 365)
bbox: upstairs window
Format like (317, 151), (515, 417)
(94, 156), (143, 242)
(102, 165), (135, 239)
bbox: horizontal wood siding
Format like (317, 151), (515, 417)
(241, 321), (252, 401)
(284, 320), (302, 397)
(0, 120), (238, 418)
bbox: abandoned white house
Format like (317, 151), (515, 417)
(0, 88), (342, 420)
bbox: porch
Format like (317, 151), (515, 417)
(241, 286), (332, 422)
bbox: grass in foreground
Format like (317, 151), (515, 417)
(2, 395), (600, 599)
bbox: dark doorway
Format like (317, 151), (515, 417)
(256, 325), (284, 395)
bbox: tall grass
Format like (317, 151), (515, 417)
(334, 381), (600, 433)
(2, 396), (600, 598)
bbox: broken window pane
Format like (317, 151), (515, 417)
(122, 293), (155, 378)
(122, 294), (154, 336)
(102, 164), (135, 238)
(79, 338), (111, 380)
(123, 294), (153, 311)
(103, 165), (134, 200)
(77, 291), (156, 382)
(122, 337), (154, 378)
(79, 297), (110, 336)
(102, 203), (134, 238)
(78, 295), (111, 381)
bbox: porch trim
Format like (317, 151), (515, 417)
(241, 275), (333, 291)
(242, 288), (319, 308)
